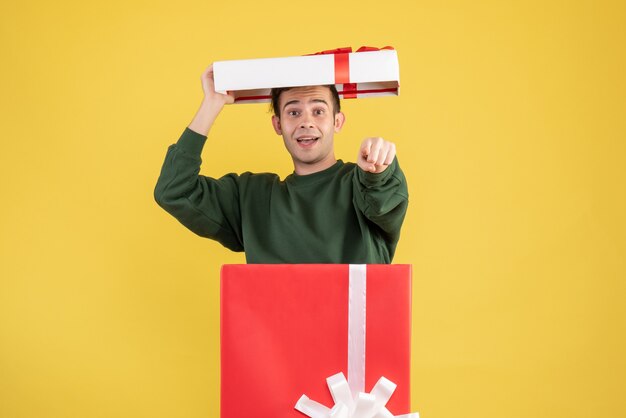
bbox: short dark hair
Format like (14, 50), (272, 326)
(270, 85), (341, 117)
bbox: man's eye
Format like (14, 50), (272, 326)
(288, 110), (300, 116)
(314, 109), (325, 115)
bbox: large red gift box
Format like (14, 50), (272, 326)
(220, 264), (412, 418)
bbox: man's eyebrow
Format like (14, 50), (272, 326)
(311, 99), (329, 106)
(282, 100), (301, 111)
(282, 98), (330, 111)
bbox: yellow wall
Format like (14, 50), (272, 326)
(1, 1), (624, 417)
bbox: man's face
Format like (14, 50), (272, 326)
(271, 86), (345, 175)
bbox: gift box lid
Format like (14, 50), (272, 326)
(213, 46), (400, 104)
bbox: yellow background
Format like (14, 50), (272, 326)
(1, 0), (625, 417)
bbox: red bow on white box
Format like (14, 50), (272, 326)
(306, 46), (396, 98)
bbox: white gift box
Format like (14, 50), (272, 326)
(213, 47), (400, 104)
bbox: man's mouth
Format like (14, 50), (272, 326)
(296, 136), (319, 145)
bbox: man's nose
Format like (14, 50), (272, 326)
(299, 118), (314, 128)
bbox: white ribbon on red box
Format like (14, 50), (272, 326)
(295, 372), (418, 418)
(295, 265), (419, 418)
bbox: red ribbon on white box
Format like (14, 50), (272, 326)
(307, 46), (395, 99)
(294, 265), (419, 418)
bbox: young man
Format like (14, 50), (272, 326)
(154, 65), (408, 263)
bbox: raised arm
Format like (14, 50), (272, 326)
(188, 64), (235, 135)
(353, 137), (409, 244)
(154, 65), (244, 251)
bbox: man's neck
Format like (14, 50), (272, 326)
(293, 156), (338, 176)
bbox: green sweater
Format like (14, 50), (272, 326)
(154, 128), (409, 264)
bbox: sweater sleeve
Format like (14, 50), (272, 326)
(154, 128), (244, 252)
(352, 157), (409, 243)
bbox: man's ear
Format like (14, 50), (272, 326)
(271, 115), (282, 135)
(334, 112), (346, 133)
